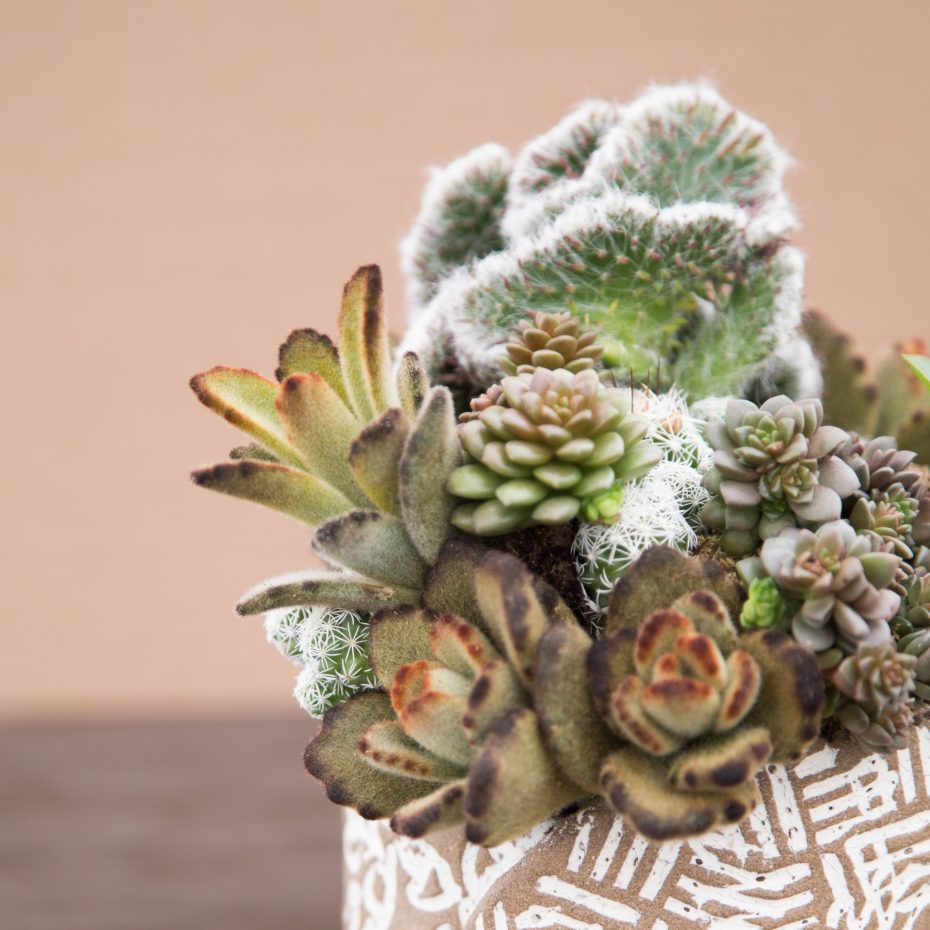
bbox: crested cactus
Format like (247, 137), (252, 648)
(702, 396), (858, 556)
(449, 367), (660, 535)
(304, 546), (823, 844)
(190, 266), (462, 654)
(400, 83), (818, 401)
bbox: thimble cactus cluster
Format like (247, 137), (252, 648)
(190, 85), (930, 851)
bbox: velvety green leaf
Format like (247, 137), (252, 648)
(421, 537), (492, 633)
(229, 443), (279, 463)
(368, 606), (436, 690)
(398, 387), (461, 564)
(236, 571), (419, 616)
(190, 367), (303, 467)
(347, 408), (409, 514)
(390, 779), (467, 838)
(191, 460), (351, 526)
(462, 659), (527, 745)
(304, 691), (436, 819)
(276, 327), (350, 406)
(464, 708), (586, 847)
(739, 628), (824, 763)
(396, 351), (429, 421)
(312, 511), (428, 591)
(535, 622), (615, 794)
(669, 590), (738, 653)
(606, 547), (745, 636)
(905, 354), (930, 393)
(276, 372), (368, 504)
(428, 614), (500, 678)
(600, 747), (760, 841)
(396, 688), (474, 767)
(668, 727), (771, 791)
(586, 628), (636, 719)
(358, 721), (466, 782)
(339, 265), (398, 421)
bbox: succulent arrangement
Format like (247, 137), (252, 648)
(191, 84), (929, 849)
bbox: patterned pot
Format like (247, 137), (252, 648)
(342, 728), (930, 930)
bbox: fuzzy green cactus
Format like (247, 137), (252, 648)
(304, 546), (823, 844)
(190, 266), (461, 621)
(400, 84), (818, 401)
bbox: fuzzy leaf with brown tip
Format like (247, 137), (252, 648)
(421, 537), (491, 634)
(600, 747), (760, 841)
(669, 590), (738, 653)
(339, 265), (397, 421)
(668, 727), (771, 792)
(358, 721), (466, 782)
(587, 628), (636, 719)
(396, 351), (429, 421)
(428, 614), (500, 678)
(606, 547), (744, 636)
(304, 691), (436, 819)
(276, 328), (350, 407)
(535, 621), (615, 794)
(236, 571), (419, 616)
(396, 690), (474, 767)
(390, 780), (467, 839)
(368, 607), (436, 690)
(348, 408), (409, 514)
(398, 387), (461, 563)
(191, 460), (351, 526)
(740, 628), (824, 763)
(276, 372), (368, 504)
(312, 511), (427, 591)
(462, 659), (527, 745)
(464, 708), (587, 847)
(229, 443), (279, 463)
(190, 367), (303, 467)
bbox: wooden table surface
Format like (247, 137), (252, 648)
(2, 716), (343, 930)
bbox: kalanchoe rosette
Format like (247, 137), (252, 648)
(702, 396), (859, 557)
(830, 645), (917, 752)
(304, 546), (824, 844)
(449, 367), (661, 535)
(500, 310), (604, 375)
(739, 520), (900, 655)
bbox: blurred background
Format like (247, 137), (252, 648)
(2, 1), (928, 927)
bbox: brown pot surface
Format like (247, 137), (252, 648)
(342, 728), (930, 929)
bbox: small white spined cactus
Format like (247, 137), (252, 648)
(572, 387), (712, 619)
(264, 606), (377, 717)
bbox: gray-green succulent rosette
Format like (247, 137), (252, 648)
(190, 83), (930, 848)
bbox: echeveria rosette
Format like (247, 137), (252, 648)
(702, 396), (859, 557)
(839, 434), (923, 497)
(500, 310), (604, 376)
(740, 520), (901, 655)
(894, 552), (930, 635)
(449, 367), (660, 535)
(303, 545), (824, 845)
(898, 630), (930, 700)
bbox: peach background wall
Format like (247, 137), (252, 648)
(2, 0), (928, 719)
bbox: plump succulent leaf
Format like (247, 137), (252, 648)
(191, 460), (351, 525)
(606, 546), (744, 636)
(535, 621), (616, 793)
(398, 387), (462, 563)
(275, 327), (351, 407)
(347, 408), (409, 514)
(190, 367), (304, 467)
(464, 708), (587, 847)
(587, 628), (636, 719)
(429, 614), (500, 677)
(396, 351), (429, 421)
(667, 727), (772, 791)
(390, 779), (468, 839)
(358, 720), (467, 782)
(236, 571), (419, 616)
(303, 691), (437, 819)
(600, 746), (760, 841)
(462, 659), (528, 745)
(368, 606), (436, 689)
(312, 511), (428, 591)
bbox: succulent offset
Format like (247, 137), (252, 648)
(702, 396), (859, 556)
(500, 310), (604, 375)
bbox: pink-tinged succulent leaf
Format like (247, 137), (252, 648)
(191, 460), (351, 526)
(668, 727), (772, 792)
(396, 352), (429, 421)
(464, 708), (587, 847)
(740, 628), (824, 763)
(606, 547), (744, 636)
(397, 691), (474, 767)
(236, 571), (419, 616)
(190, 367), (304, 467)
(632, 609), (695, 678)
(904, 354), (930, 393)
(398, 387), (462, 564)
(715, 649), (762, 731)
(276, 327), (351, 407)
(600, 747), (760, 841)
(640, 677), (721, 739)
(428, 615), (500, 678)
(312, 511), (427, 591)
(474, 551), (567, 688)
(670, 590), (739, 653)
(462, 659), (528, 745)
(276, 372), (369, 505)
(368, 606), (437, 690)
(358, 721), (466, 782)
(608, 677), (684, 755)
(339, 265), (398, 421)
(587, 629), (636, 719)
(390, 779), (467, 838)
(348, 408), (410, 514)
(421, 537), (493, 635)
(304, 691), (437, 819)
(535, 621), (615, 794)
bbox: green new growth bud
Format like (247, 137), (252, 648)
(740, 578), (789, 630)
(581, 481), (624, 523)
